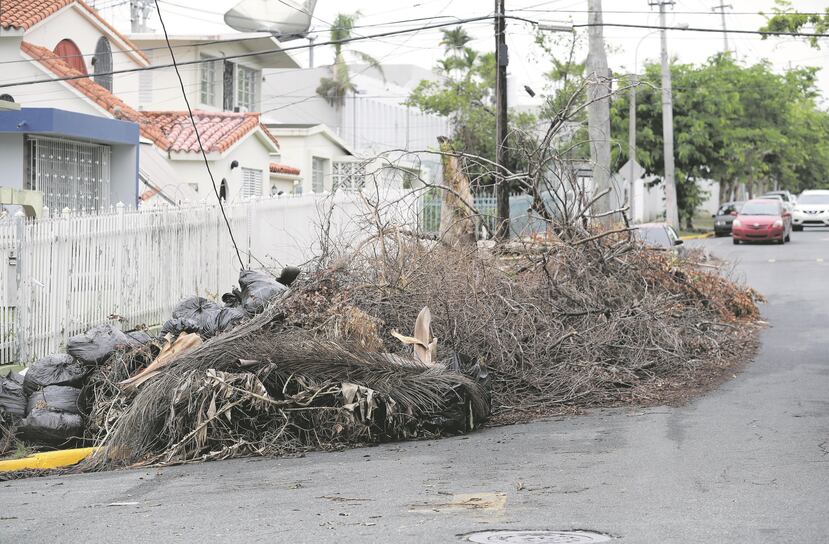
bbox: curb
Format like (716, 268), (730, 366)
(0, 447), (96, 473)
(680, 232), (715, 241)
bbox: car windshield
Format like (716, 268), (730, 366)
(740, 201), (780, 216)
(634, 226), (671, 248)
(717, 203), (741, 215)
(798, 194), (829, 205)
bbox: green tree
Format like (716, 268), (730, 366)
(316, 12), (384, 108)
(407, 33), (535, 187)
(760, 0), (829, 48)
(611, 54), (829, 227)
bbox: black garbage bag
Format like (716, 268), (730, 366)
(126, 330), (153, 346)
(67, 324), (131, 365)
(239, 270), (288, 315)
(423, 354), (491, 434)
(0, 376), (26, 418)
(27, 386), (81, 415)
(277, 266), (301, 287)
(6, 371), (24, 385)
(19, 409), (83, 445)
(161, 297), (244, 338)
(23, 354), (86, 395)
(216, 306), (247, 332)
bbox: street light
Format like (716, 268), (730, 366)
(628, 22), (687, 223)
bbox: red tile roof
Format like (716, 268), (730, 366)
(21, 41), (166, 144)
(2, 0), (149, 63)
(270, 162), (301, 176)
(21, 41), (278, 154)
(143, 111), (269, 153)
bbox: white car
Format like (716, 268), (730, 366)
(792, 190), (829, 231)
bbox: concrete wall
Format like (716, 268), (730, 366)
(110, 144), (139, 207)
(0, 134), (24, 189)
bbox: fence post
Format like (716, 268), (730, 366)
(114, 202), (125, 322)
(14, 210), (29, 364)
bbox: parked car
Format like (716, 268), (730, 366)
(732, 198), (792, 245)
(792, 189), (829, 231)
(713, 201), (744, 236)
(633, 223), (685, 256)
(759, 190), (796, 205)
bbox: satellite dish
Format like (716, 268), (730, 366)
(224, 0), (317, 39)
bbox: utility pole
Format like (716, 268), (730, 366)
(494, 0), (510, 240)
(651, 0), (680, 230)
(130, 0), (153, 33)
(628, 73), (637, 223)
(712, 2), (732, 53)
(586, 0), (613, 226)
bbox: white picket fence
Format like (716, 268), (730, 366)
(0, 190), (415, 364)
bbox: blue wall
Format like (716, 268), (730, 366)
(0, 108), (140, 208)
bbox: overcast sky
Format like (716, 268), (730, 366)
(101, 0), (829, 105)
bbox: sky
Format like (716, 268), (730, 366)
(97, 0), (829, 105)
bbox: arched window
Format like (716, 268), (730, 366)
(93, 37), (113, 91)
(219, 179), (228, 201)
(53, 39), (87, 75)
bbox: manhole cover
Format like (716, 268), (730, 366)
(466, 530), (612, 543)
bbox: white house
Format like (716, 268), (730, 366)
(0, 0), (300, 205)
(261, 66), (450, 187)
(267, 123), (360, 195)
(125, 32), (300, 113)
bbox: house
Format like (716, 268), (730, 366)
(0, 0), (148, 108)
(0, 0), (299, 205)
(261, 66), (450, 188)
(125, 32), (300, 113)
(0, 105), (140, 212)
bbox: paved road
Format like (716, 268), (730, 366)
(3, 230), (828, 543)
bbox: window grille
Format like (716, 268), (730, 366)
(332, 160), (366, 190)
(235, 65), (259, 111)
(241, 168), (263, 198)
(93, 37), (113, 91)
(200, 55), (219, 106)
(311, 157), (327, 193)
(25, 136), (111, 212)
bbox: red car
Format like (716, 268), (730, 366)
(732, 198), (792, 245)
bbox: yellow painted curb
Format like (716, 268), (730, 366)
(0, 447), (96, 473)
(680, 232), (715, 241)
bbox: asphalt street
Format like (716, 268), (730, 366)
(2, 229), (828, 543)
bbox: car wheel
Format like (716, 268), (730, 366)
(777, 237), (785, 245)
(793, 225), (803, 231)
(732, 238), (740, 245)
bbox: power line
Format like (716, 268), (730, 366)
(152, 0), (244, 270)
(0, 15), (498, 90)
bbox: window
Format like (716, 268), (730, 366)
(200, 55), (219, 106)
(241, 168), (263, 198)
(53, 39), (87, 75)
(93, 37), (113, 91)
(25, 136), (111, 212)
(312, 157), (327, 193)
(332, 160), (366, 190)
(235, 64), (259, 111)
(219, 179), (228, 201)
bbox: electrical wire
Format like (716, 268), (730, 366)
(152, 0), (245, 270)
(0, 14), (498, 90)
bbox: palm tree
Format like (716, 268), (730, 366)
(439, 27), (472, 56)
(316, 12), (384, 109)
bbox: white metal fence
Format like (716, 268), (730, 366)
(0, 190), (414, 364)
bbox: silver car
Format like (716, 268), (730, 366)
(792, 190), (829, 231)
